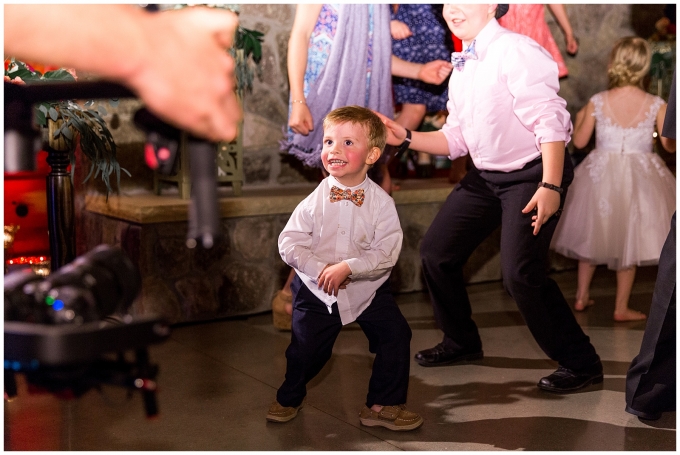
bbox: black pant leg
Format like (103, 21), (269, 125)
(276, 274), (343, 407)
(419, 169), (502, 351)
(355, 280), (412, 408)
(495, 177), (600, 370)
(626, 213), (676, 415)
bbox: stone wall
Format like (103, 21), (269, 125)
(79, 197), (497, 324)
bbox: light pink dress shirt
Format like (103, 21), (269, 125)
(441, 18), (572, 172)
(279, 176), (403, 325)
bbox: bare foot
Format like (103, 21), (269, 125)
(613, 309), (647, 322)
(574, 299), (595, 311)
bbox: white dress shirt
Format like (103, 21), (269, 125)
(279, 175), (403, 325)
(441, 18), (573, 172)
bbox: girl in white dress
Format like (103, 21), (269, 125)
(552, 36), (676, 322)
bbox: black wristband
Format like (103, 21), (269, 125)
(537, 181), (563, 194)
(394, 129), (412, 158)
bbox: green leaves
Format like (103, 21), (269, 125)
(4, 57), (127, 195)
(235, 27), (264, 64)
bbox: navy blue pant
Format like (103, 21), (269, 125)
(276, 274), (412, 408)
(420, 156), (601, 371)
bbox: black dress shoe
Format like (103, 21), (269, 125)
(537, 364), (603, 393)
(414, 343), (483, 367)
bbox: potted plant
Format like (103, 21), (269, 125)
(4, 58), (128, 195)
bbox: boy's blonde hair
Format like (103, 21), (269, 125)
(607, 36), (651, 89)
(323, 105), (387, 152)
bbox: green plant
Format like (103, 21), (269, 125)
(4, 58), (128, 194)
(231, 24), (264, 98)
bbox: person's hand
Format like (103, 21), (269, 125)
(288, 102), (314, 135)
(318, 262), (352, 297)
(521, 187), (562, 236)
(565, 34), (579, 56)
(127, 6), (241, 143)
(390, 19), (412, 40)
(372, 111), (408, 146)
(417, 60), (453, 85)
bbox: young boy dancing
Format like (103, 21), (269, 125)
(376, 4), (603, 393)
(267, 105), (423, 431)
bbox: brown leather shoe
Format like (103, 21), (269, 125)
(271, 291), (292, 331)
(266, 400), (304, 423)
(359, 405), (423, 431)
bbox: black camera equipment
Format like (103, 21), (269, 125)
(4, 78), (223, 417)
(4, 245), (169, 417)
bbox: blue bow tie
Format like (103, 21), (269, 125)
(451, 41), (477, 71)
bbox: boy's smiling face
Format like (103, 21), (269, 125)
(321, 121), (381, 188)
(443, 4), (497, 44)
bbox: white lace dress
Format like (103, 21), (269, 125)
(552, 91), (676, 270)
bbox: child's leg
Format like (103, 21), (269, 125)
(276, 275), (342, 407)
(497, 179), (600, 372)
(574, 261), (596, 311)
(355, 280), (412, 408)
(614, 266), (646, 321)
(419, 169), (500, 356)
(355, 281), (423, 431)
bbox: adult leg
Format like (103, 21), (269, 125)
(417, 169), (502, 364)
(613, 266), (646, 321)
(574, 260), (596, 311)
(276, 274), (343, 407)
(626, 213), (676, 420)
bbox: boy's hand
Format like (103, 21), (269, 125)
(522, 187), (561, 236)
(318, 262), (352, 297)
(372, 111), (408, 146)
(390, 19), (412, 40)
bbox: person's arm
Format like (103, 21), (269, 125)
(572, 100), (596, 149)
(5, 4), (241, 142)
(373, 110), (451, 156)
(286, 4), (322, 136)
(657, 103), (676, 153)
(391, 56), (453, 85)
(547, 4), (578, 55)
(522, 141), (565, 235)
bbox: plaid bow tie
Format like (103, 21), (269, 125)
(451, 41), (477, 71)
(330, 186), (365, 207)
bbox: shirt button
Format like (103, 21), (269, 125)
(341, 231), (345, 235)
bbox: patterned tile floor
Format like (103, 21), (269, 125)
(4, 266), (675, 450)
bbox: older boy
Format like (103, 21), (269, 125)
(267, 106), (422, 431)
(376, 4), (603, 393)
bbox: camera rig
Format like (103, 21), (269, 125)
(4, 79), (221, 417)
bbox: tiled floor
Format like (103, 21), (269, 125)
(4, 266), (675, 450)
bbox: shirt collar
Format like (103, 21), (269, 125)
(326, 175), (370, 191)
(467, 18), (500, 57)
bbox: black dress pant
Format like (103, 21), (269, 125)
(276, 274), (412, 408)
(420, 156), (601, 371)
(626, 213), (676, 416)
